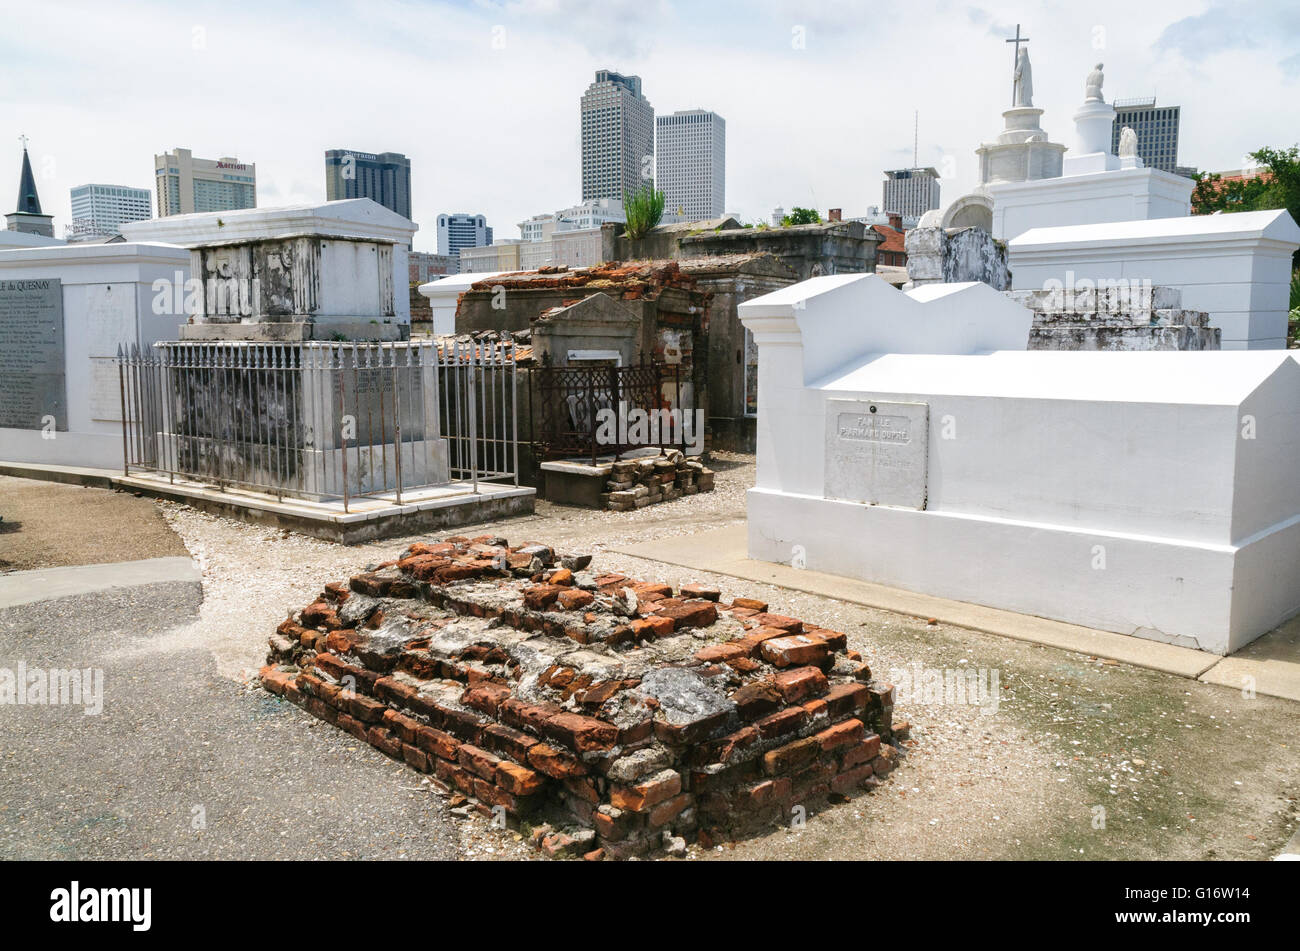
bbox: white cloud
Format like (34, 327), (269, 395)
(0, 0), (1295, 245)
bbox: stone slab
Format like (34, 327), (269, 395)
(0, 277), (65, 429)
(824, 398), (928, 509)
(113, 473), (535, 545)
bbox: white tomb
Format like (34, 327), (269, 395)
(988, 167), (1192, 242)
(418, 271), (512, 337)
(739, 273), (1300, 655)
(122, 199), (416, 326)
(0, 242), (191, 467)
(985, 63), (1194, 241)
(1009, 209), (1300, 350)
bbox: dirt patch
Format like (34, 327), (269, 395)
(0, 476), (190, 572)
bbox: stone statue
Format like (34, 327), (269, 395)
(1013, 48), (1034, 107)
(1085, 63), (1105, 102)
(1118, 126), (1138, 157)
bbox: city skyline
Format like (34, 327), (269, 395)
(3, 0), (1298, 250)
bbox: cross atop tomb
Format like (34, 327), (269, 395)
(1005, 24), (1030, 105)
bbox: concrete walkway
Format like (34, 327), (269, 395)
(0, 581), (461, 860)
(0, 557), (201, 610)
(613, 523), (1300, 702)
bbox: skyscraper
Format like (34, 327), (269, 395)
(882, 167), (941, 218)
(324, 149), (412, 220)
(7, 144), (54, 237)
(581, 69), (654, 203)
(436, 213), (491, 268)
(67, 183), (151, 239)
(154, 147), (256, 216)
(1110, 97), (1181, 174)
(655, 110), (725, 222)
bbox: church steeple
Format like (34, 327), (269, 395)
(15, 144), (42, 215)
(6, 138), (55, 237)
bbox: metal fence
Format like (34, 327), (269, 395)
(531, 357), (686, 463)
(435, 338), (519, 489)
(117, 339), (518, 510)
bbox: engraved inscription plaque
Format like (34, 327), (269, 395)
(824, 398), (928, 509)
(0, 278), (66, 430)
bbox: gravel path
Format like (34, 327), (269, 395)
(156, 450), (1300, 861)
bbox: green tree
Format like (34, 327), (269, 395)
(623, 181), (665, 240)
(781, 207), (821, 226)
(1251, 146), (1300, 228)
(1190, 170), (1271, 214)
(1192, 145), (1300, 288)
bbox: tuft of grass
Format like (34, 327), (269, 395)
(623, 181), (665, 240)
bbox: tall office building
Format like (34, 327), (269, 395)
(1110, 98), (1181, 174)
(324, 149), (412, 220)
(436, 212), (491, 267)
(655, 110), (725, 222)
(882, 167), (941, 218)
(581, 69), (654, 202)
(154, 147), (256, 216)
(67, 183), (151, 239)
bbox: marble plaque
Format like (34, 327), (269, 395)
(824, 398), (928, 509)
(89, 359), (125, 422)
(0, 278), (65, 430)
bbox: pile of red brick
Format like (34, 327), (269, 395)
(260, 534), (902, 859)
(603, 454), (715, 511)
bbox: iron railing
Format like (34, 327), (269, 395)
(531, 357), (687, 463)
(435, 338), (519, 490)
(117, 339), (518, 510)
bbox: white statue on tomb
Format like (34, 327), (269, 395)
(1118, 126), (1138, 158)
(1085, 63), (1105, 102)
(1013, 48), (1034, 107)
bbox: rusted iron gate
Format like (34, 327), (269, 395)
(435, 338), (520, 491)
(117, 339), (518, 509)
(531, 356), (685, 463)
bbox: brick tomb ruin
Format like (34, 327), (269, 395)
(260, 535), (903, 859)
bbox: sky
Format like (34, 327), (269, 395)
(2, 0), (1298, 251)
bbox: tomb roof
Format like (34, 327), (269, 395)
(821, 349), (1297, 405)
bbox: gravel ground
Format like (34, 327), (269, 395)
(0, 583), (461, 860)
(155, 450), (1300, 862)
